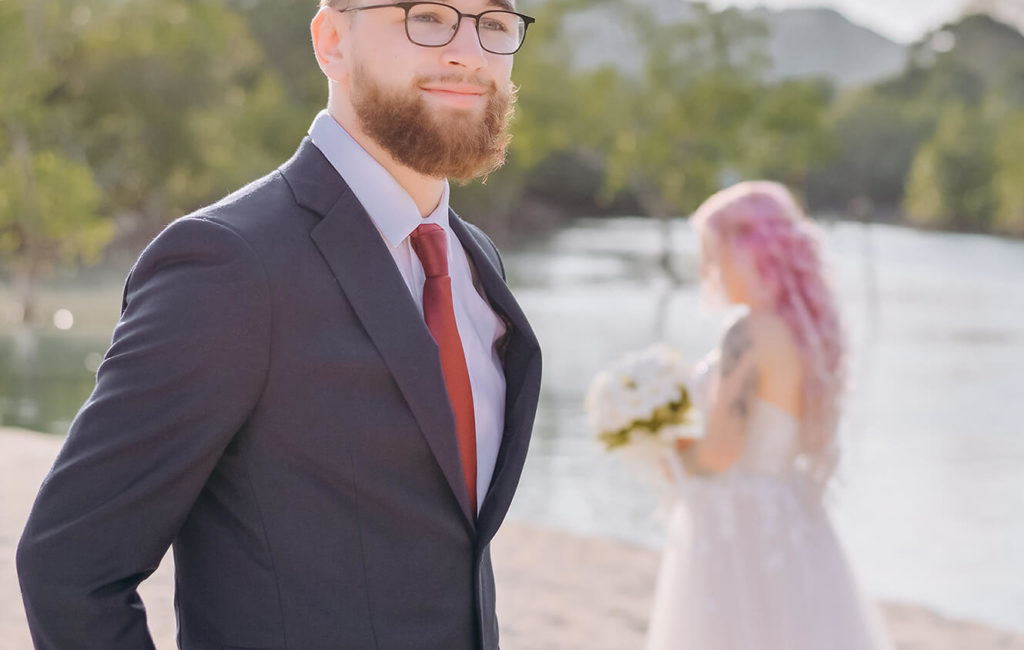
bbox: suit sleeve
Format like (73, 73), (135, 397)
(16, 216), (272, 649)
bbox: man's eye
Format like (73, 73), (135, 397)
(409, 11), (446, 24)
(480, 18), (510, 32)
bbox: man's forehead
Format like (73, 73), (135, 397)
(385, 0), (515, 10)
(344, 0), (516, 10)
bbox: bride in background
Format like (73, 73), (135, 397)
(646, 181), (891, 650)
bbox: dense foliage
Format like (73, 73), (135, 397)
(2, 0), (1023, 320)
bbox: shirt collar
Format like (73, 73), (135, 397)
(308, 110), (450, 249)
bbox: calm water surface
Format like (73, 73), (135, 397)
(502, 218), (1024, 633)
(2, 218), (1022, 632)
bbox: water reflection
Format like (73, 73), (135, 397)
(0, 329), (106, 435)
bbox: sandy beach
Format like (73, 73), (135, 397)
(2, 426), (1021, 650)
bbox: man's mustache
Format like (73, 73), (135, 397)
(415, 73), (500, 94)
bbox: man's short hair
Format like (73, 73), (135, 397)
(320, 0), (516, 10)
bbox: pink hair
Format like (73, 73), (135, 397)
(692, 181), (845, 491)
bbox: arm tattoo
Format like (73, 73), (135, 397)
(729, 368), (760, 419)
(720, 320), (753, 378)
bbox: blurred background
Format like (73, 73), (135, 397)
(2, 0), (1023, 645)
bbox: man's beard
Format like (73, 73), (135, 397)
(351, 64), (516, 183)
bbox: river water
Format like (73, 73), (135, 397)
(501, 217), (1024, 633)
(2, 217), (1022, 632)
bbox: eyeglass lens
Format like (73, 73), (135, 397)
(406, 4), (526, 54)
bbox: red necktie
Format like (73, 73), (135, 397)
(410, 223), (478, 515)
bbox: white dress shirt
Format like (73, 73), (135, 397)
(308, 110), (507, 513)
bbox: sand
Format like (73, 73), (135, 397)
(2, 427), (1021, 650)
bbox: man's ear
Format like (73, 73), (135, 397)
(311, 7), (348, 83)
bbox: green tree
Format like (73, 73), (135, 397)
(576, 3), (772, 277)
(741, 79), (836, 191)
(806, 87), (935, 214)
(991, 109), (1024, 235)
(62, 0), (302, 244)
(602, 3), (770, 221)
(0, 150), (109, 323)
(0, 0), (112, 323)
(225, 0), (328, 110)
(809, 12), (1024, 228)
(904, 102), (997, 231)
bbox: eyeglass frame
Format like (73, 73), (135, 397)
(335, 1), (536, 55)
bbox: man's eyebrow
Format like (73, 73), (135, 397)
(434, 0), (517, 13)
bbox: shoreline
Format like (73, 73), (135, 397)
(2, 427), (1022, 649)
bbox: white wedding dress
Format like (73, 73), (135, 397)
(645, 361), (892, 650)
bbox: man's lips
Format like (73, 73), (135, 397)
(420, 84), (489, 97)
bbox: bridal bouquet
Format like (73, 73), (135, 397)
(585, 343), (700, 452)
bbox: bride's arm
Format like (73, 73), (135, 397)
(680, 317), (761, 475)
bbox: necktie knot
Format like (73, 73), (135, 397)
(410, 223), (449, 278)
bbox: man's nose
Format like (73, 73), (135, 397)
(441, 16), (487, 69)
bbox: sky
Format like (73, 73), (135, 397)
(709, 0), (968, 42)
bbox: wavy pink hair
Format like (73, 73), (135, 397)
(692, 181), (845, 491)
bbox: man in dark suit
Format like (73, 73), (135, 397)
(16, 1), (541, 648)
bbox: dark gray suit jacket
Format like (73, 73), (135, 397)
(16, 139), (542, 650)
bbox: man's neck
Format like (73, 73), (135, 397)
(327, 105), (445, 218)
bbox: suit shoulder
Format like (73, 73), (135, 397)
(165, 168), (316, 258)
(132, 215), (268, 291)
(202, 170), (298, 228)
(133, 170), (294, 277)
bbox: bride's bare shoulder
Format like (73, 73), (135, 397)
(748, 311), (803, 367)
(724, 311), (800, 361)
(722, 310), (779, 337)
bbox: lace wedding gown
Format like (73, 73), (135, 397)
(645, 361), (892, 650)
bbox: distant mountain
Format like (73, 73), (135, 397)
(557, 0), (689, 77)
(912, 11), (1024, 76)
(752, 7), (907, 86)
(963, 0), (1024, 35)
(556, 3), (908, 88)
(897, 12), (1024, 103)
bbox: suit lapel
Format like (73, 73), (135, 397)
(449, 215), (543, 542)
(282, 140), (477, 532)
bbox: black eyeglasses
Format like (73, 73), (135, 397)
(337, 2), (535, 55)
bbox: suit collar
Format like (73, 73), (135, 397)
(307, 111), (453, 249)
(448, 214), (542, 542)
(279, 138), (347, 217)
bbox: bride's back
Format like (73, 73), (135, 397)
(746, 309), (804, 420)
(738, 310), (806, 477)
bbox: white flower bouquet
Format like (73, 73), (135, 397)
(585, 343), (701, 452)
